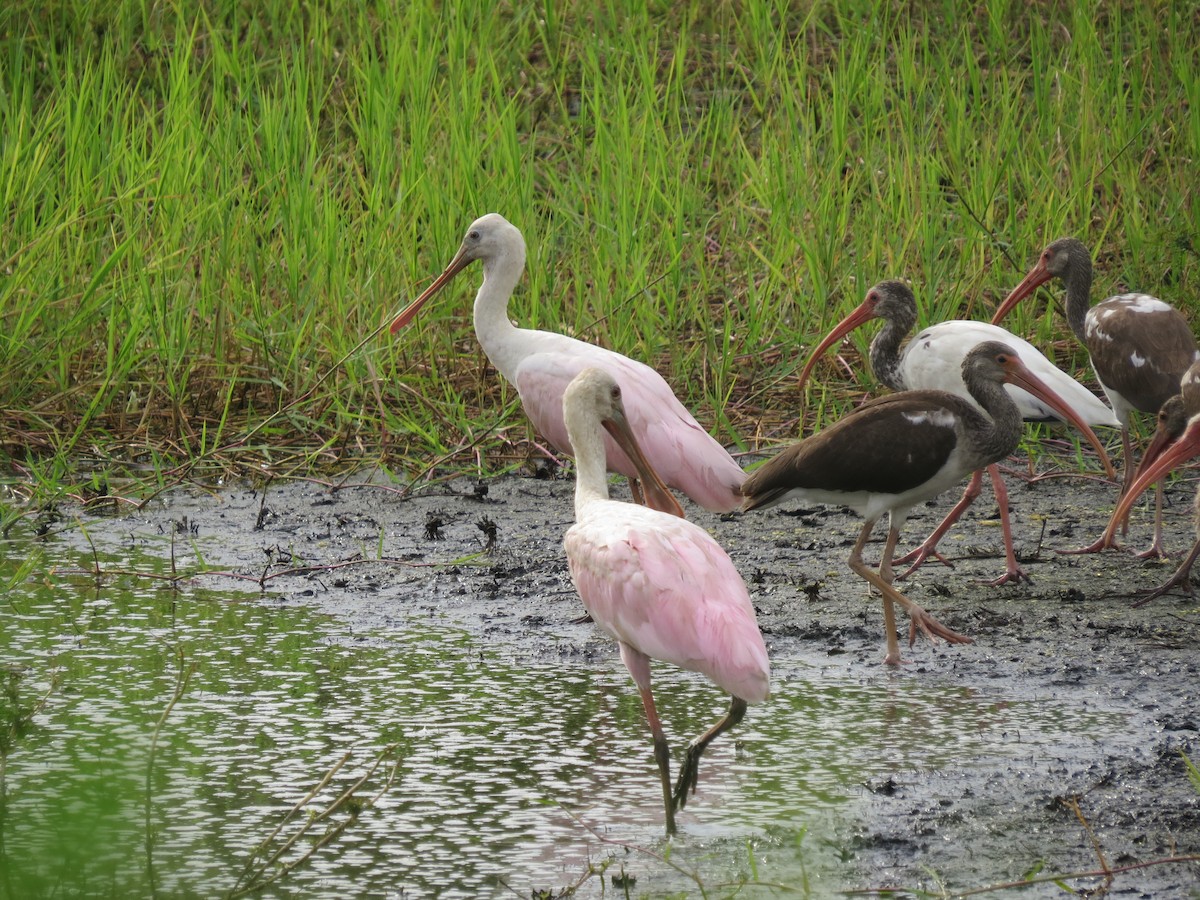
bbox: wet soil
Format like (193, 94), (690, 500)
(90, 459), (1200, 896)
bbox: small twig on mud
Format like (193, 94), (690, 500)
(398, 398), (523, 493)
(1062, 795), (1112, 894)
(1032, 517), (1047, 560)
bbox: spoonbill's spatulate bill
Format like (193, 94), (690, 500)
(991, 237), (1200, 557)
(799, 280), (1116, 585)
(561, 368), (769, 835)
(745, 341), (1110, 665)
(390, 214), (745, 515)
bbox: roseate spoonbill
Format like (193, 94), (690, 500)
(562, 368), (769, 835)
(1095, 361), (1200, 602)
(389, 214), (743, 514)
(799, 280), (1117, 585)
(744, 341), (1109, 665)
(991, 237), (1200, 556)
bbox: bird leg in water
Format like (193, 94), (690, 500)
(672, 696), (747, 812)
(847, 520), (973, 665)
(628, 664), (676, 835)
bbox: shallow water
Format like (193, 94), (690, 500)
(0, 514), (1131, 899)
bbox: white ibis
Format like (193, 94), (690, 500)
(744, 341), (1110, 665)
(390, 214), (744, 515)
(991, 237), (1200, 556)
(1095, 361), (1200, 602)
(562, 368), (770, 835)
(799, 280), (1117, 585)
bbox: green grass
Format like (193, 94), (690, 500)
(1, 0), (1198, 498)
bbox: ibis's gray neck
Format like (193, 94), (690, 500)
(1062, 255), (1093, 345)
(869, 312), (914, 392)
(966, 377), (1024, 464)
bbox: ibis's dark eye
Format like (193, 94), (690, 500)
(866, 291), (878, 304)
(611, 385), (621, 403)
(469, 230), (481, 241)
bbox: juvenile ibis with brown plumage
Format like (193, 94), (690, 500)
(390, 214), (744, 515)
(744, 340), (1110, 665)
(1095, 360), (1200, 603)
(799, 280), (1117, 585)
(991, 237), (1200, 557)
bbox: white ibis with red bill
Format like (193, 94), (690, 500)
(744, 340), (1110, 665)
(389, 214), (744, 515)
(562, 368), (769, 835)
(799, 280), (1117, 584)
(990, 237), (1200, 556)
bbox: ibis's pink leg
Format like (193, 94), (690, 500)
(1134, 537), (1200, 606)
(895, 464), (1030, 583)
(878, 521), (901, 586)
(1132, 482), (1170, 560)
(620, 643), (676, 836)
(1135, 490), (1200, 604)
(1062, 476), (1165, 558)
(984, 465), (1031, 585)
(847, 520), (973, 666)
(672, 696), (747, 812)
(894, 470), (986, 577)
(1060, 427), (1135, 555)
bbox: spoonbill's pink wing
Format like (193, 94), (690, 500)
(565, 503), (769, 704)
(514, 343), (745, 512)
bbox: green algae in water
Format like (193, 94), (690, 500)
(0, 530), (1128, 898)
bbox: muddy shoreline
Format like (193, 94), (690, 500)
(80, 458), (1200, 896)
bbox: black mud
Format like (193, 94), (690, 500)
(89, 462), (1200, 896)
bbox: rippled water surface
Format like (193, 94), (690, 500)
(1, 523), (1125, 898)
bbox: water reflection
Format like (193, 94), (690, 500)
(0, 528), (1123, 898)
